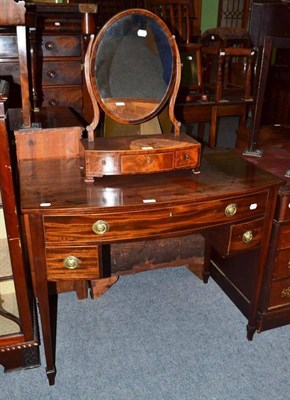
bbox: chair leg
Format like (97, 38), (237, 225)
(197, 122), (206, 142)
(209, 106), (218, 148)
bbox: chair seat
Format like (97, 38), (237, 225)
(201, 27), (251, 47)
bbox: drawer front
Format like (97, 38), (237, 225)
(44, 191), (268, 244)
(42, 61), (81, 85)
(269, 277), (290, 308)
(175, 148), (200, 168)
(273, 248), (290, 279)
(42, 18), (81, 33)
(121, 153), (174, 174)
(42, 35), (81, 57)
(42, 87), (82, 111)
(46, 246), (100, 280)
(277, 224), (290, 250)
(85, 153), (120, 177)
(228, 218), (264, 255)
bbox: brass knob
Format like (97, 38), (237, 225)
(242, 230), (253, 244)
(64, 255), (80, 270)
(48, 98), (57, 106)
(184, 154), (190, 161)
(282, 287), (290, 298)
(225, 203), (237, 217)
(146, 156), (153, 164)
(92, 220), (109, 235)
(47, 70), (57, 79)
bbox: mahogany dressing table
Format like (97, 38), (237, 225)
(13, 9), (283, 385)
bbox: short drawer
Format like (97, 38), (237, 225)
(84, 153), (120, 177)
(42, 18), (81, 33)
(42, 87), (82, 111)
(42, 61), (81, 85)
(42, 35), (81, 57)
(121, 153), (174, 174)
(205, 218), (264, 257)
(227, 218), (264, 255)
(269, 277), (290, 308)
(175, 148), (200, 168)
(46, 246), (100, 280)
(273, 248), (290, 279)
(43, 191), (267, 244)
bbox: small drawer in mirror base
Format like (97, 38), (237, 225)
(80, 133), (201, 181)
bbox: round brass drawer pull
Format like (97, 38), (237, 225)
(225, 203), (237, 217)
(63, 255), (80, 270)
(92, 220), (109, 235)
(242, 230), (253, 244)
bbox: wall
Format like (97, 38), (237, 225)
(201, 0), (219, 32)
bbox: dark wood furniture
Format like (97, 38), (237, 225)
(81, 8), (201, 180)
(7, 2), (283, 387)
(236, 36), (290, 151)
(175, 45), (255, 148)
(29, 2), (97, 121)
(17, 137), (281, 385)
(0, 80), (40, 372)
(156, 1), (256, 148)
(0, 2), (97, 123)
(249, 1), (290, 126)
(237, 145), (290, 331)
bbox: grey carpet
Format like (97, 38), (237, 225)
(1, 266), (289, 400)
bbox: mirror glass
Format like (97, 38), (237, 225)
(94, 12), (174, 123)
(0, 193), (20, 337)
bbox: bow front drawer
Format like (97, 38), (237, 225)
(43, 191), (268, 244)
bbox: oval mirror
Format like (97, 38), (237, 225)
(90, 9), (176, 124)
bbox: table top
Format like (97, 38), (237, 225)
(18, 149), (283, 214)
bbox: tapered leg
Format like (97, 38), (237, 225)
(25, 214), (57, 385)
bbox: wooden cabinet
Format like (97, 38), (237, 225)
(228, 145), (290, 332)
(33, 5), (85, 114)
(0, 3), (97, 121)
(0, 81), (40, 372)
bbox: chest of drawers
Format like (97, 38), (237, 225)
(231, 145), (290, 332)
(35, 8), (84, 114)
(0, 3), (97, 120)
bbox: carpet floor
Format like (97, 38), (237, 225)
(1, 266), (289, 400)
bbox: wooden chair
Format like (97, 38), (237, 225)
(145, 0), (255, 147)
(236, 36), (290, 152)
(95, 0), (145, 30)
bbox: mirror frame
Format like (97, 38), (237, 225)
(85, 8), (182, 141)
